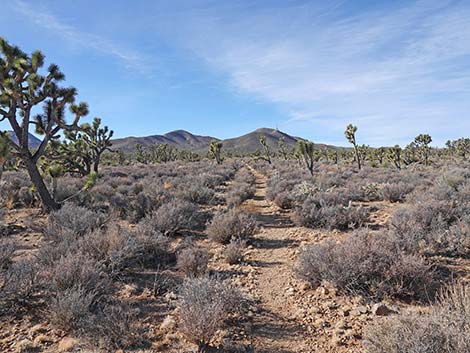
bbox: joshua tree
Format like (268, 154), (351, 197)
(0, 37), (88, 210)
(375, 147), (386, 165)
(259, 136), (272, 164)
(297, 140), (315, 176)
(345, 124), (361, 170)
(135, 143), (147, 164)
(447, 138), (470, 161)
(387, 145), (402, 170)
(413, 134), (432, 166)
(81, 117), (113, 173)
(209, 140), (223, 164)
(278, 137), (289, 160)
(327, 149), (338, 164)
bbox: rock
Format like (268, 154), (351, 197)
(160, 315), (176, 332)
(16, 339), (35, 353)
(372, 303), (397, 316)
(30, 323), (47, 335)
(57, 337), (80, 352)
(33, 334), (52, 344)
(351, 305), (368, 316)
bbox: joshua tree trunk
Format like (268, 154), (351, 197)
(24, 159), (59, 211)
(354, 145), (361, 170)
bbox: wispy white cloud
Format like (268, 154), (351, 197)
(154, 0), (470, 145)
(14, 0), (148, 72)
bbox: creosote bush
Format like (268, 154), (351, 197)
(177, 246), (209, 277)
(46, 203), (105, 241)
(293, 195), (368, 230)
(207, 209), (257, 244)
(222, 239), (247, 265)
(143, 199), (204, 236)
(296, 230), (437, 301)
(178, 277), (241, 352)
(364, 282), (470, 353)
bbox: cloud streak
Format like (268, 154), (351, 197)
(14, 0), (148, 72)
(156, 0), (470, 145)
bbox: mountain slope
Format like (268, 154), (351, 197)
(222, 128), (298, 154)
(111, 130), (217, 152)
(111, 127), (341, 154)
(5, 131), (42, 149)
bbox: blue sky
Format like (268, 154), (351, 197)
(1, 0), (469, 146)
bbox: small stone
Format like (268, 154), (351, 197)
(30, 324), (47, 335)
(372, 303), (397, 316)
(57, 337), (80, 352)
(33, 334), (52, 344)
(160, 315), (176, 332)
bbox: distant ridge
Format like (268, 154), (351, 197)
(111, 128), (339, 154)
(5, 131), (42, 149)
(111, 130), (217, 152)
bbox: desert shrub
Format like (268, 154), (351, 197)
(391, 201), (470, 256)
(46, 252), (109, 295)
(46, 203), (105, 241)
(0, 239), (15, 270)
(207, 209), (257, 244)
(293, 196), (368, 230)
(178, 277), (241, 351)
(222, 239), (246, 265)
(49, 287), (139, 349)
(49, 285), (97, 332)
(0, 171), (39, 208)
(364, 282), (470, 353)
(296, 230), (437, 300)
(177, 246), (209, 277)
(0, 259), (39, 304)
(226, 182), (256, 207)
(226, 169), (256, 207)
(177, 182), (216, 205)
(91, 303), (140, 348)
(78, 227), (147, 276)
(380, 182), (414, 202)
(144, 199), (204, 236)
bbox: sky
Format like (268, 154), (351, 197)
(1, 0), (469, 146)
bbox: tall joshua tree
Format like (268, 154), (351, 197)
(0, 37), (87, 210)
(259, 136), (272, 164)
(387, 145), (402, 170)
(209, 140), (223, 164)
(413, 134), (432, 166)
(81, 117), (113, 173)
(297, 140), (315, 176)
(345, 124), (361, 170)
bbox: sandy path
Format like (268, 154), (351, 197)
(241, 166), (316, 353)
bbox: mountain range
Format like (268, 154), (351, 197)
(112, 128), (339, 154)
(7, 128), (340, 154)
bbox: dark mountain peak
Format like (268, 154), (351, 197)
(5, 131), (42, 149)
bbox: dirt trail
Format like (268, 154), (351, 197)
(241, 166), (315, 353)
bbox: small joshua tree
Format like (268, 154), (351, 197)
(0, 37), (88, 210)
(259, 136), (272, 164)
(297, 140), (315, 176)
(345, 124), (361, 170)
(387, 145), (402, 170)
(209, 140), (223, 164)
(413, 134), (432, 166)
